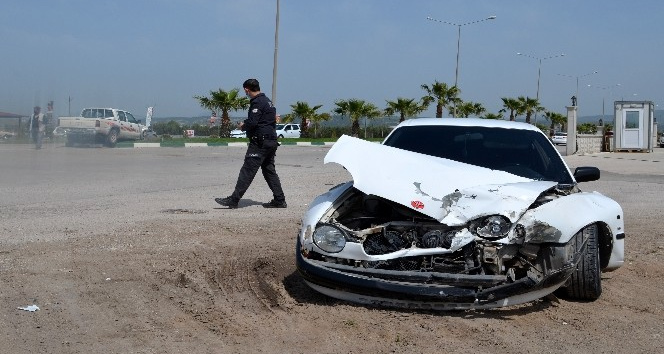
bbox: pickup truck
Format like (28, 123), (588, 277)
(57, 108), (146, 147)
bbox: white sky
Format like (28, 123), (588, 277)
(2, 0), (662, 119)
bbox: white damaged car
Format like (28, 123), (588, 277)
(296, 118), (624, 310)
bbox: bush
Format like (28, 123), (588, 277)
(578, 123), (597, 134)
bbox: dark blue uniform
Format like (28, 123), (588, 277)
(230, 93), (285, 203)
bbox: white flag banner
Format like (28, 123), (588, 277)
(146, 107), (154, 127)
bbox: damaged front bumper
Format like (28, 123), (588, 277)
(296, 235), (583, 310)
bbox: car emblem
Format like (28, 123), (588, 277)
(411, 200), (424, 209)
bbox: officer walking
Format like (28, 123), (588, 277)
(215, 79), (287, 209)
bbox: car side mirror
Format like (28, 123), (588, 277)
(574, 166), (600, 182)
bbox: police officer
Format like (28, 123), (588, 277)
(215, 79), (287, 209)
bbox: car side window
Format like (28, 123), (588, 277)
(118, 111), (126, 122)
(104, 109), (113, 118)
(126, 112), (137, 123)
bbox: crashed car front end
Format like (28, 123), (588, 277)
(297, 132), (624, 310)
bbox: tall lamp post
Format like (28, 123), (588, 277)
(587, 83), (621, 122)
(271, 0), (280, 106)
(426, 15), (496, 117)
(558, 70), (599, 106)
(516, 53), (565, 104)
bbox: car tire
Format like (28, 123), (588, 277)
(65, 136), (74, 147)
(560, 224), (601, 300)
(278, 134), (284, 139)
(106, 129), (119, 147)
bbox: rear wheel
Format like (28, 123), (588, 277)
(106, 129), (119, 147)
(560, 224), (601, 300)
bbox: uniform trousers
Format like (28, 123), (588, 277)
(231, 139), (285, 202)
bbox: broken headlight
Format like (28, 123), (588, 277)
(473, 215), (511, 240)
(313, 224), (347, 253)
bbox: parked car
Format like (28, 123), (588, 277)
(659, 135), (664, 148)
(551, 132), (567, 145)
(276, 123), (300, 138)
(296, 118), (624, 310)
(230, 129), (247, 138)
(57, 108), (146, 147)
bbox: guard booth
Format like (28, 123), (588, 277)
(613, 101), (655, 152)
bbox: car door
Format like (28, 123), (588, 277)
(124, 112), (142, 139)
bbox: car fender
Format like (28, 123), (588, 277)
(519, 191), (623, 244)
(300, 182), (353, 243)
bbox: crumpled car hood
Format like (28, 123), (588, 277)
(325, 135), (558, 225)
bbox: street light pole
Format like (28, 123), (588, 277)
(587, 83), (621, 122)
(516, 53), (565, 103)
(271, 0), (280, 106)
(427, 15), (496, 117)
(516, 52), (565, 124)
(558, 70), (599, 105)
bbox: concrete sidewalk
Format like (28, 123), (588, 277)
(565, 147), (664, 175)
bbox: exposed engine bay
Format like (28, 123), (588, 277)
(306, 188), (578, 287)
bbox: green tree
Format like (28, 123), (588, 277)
(309, 112), (331, 138)
(517, 96), (545, 124)
(482, 112), (504, 120)
(578, 123), (597, 134)
(420, 81), (459, 118)
(152, 120), (183, 136)
(289, 101), (323, 138)
(280, 113), (294, 123)
(500, 97), (521, 121)
(333, 99), (381, 137)
(194, 88), (249, 137)
(542, 111), (567, 136)
(455, 101), (485, 118)
(384, 97), (427, 123)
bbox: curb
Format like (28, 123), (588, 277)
(125, 141), (336, 148)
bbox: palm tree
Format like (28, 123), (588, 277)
(333, 99), (381, 137)
(289, 101), (323, 138)
(384, 97), (427, 123)
(543, 111), (567, 136)
(194, 88), (249, 137)
(500, 97), (521, 121)
(420, 81), (459, 118)
(455, 101), (485, 118)
(517, 96), (545, 124)
(308, 112), (331, 138)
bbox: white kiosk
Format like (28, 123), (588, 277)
(613, 101), (655, 152)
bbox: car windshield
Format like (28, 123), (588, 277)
(276, 124), (284, 130)
(383, 125), (574, 184)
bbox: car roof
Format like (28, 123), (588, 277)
(395, 118), (542, 132)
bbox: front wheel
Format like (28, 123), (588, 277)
(106, 129), (119, 147)
(559, 224), (601, 300)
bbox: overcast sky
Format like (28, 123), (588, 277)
(2, 0), (663, 119)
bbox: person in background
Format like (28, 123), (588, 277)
(215, 78), (287, 209)
(29, 106), (45, 149)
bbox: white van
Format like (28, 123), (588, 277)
(276, 123), (301, 138)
